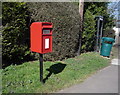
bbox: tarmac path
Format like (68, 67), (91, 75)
(58, 64), (118, 93)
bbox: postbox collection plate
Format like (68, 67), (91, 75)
(43, 36), (52, 53)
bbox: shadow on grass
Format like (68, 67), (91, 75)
(43, 63), (66, 83)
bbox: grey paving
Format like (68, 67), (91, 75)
(111, 59), (120, 65)
(57, 64), (118, 93)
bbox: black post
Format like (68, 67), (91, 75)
(39, 53), (43, 83)
(99, 20), (103, 50)
(95, 18), (100, 52)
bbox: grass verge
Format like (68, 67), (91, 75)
(2, 52), (110, 93)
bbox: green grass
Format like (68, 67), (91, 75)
(0, 69), (2, 95)
(2, 52), (110, 93)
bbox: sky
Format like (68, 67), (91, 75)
(108, 1), (120, 20)
(108, 1), (120, 27)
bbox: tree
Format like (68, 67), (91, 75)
(81, 9), (96, 52)
(81, 2), (114, 52)
(77, 0), (84, 55)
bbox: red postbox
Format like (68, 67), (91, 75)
(30, 22), (53, 54)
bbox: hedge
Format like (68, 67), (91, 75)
(26, 2), (81, 61)
(2, 2), (113, 67)
(2, 2), (35, 67)
(2, 2), (81, 67)
(81, 9), (96, 52)
(82, 2), (114, 52)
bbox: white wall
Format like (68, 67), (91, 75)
(113, 27), (120, 45)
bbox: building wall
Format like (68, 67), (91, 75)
(113, 27), (120, 45)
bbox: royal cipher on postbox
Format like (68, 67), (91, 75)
(30, 22), (53, 54)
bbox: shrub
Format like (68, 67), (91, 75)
(82, 2), (114, 52)
(2, 2), (81, 67)
(103, 28), (115, 38)
(81, 9), (96, 52)
(2, 2), (35, 67)
(27, 2), (81, 61)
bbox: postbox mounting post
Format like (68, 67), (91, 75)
(30, 22), (53, 84)
(39, 53), (43, 83)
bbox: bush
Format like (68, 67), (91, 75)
(81, 2), (114, 52)
(2, 2), (35, 67)
(27, 2), (81, 61)
(103, 28), (115, 38)
(2, 2), (81, 67)
(81, 9), (96, 52)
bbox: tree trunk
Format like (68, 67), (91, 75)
(77, 0), (84, 56)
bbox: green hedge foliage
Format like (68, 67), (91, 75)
(2, 2), (114, 67)
(2, 2), (35, 67)
(81, 9), (96, 52)
(26, 2), (81, 61)
(81, 2), (114, 52)
(2, 2), (81, 66)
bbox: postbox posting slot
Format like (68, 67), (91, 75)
(42, 23), (52, 26)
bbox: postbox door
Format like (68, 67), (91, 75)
(43, 36), (52, 53)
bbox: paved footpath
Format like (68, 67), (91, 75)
(57, 60), (119, 93)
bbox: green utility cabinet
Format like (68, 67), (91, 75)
(100, 37), (115, 57)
